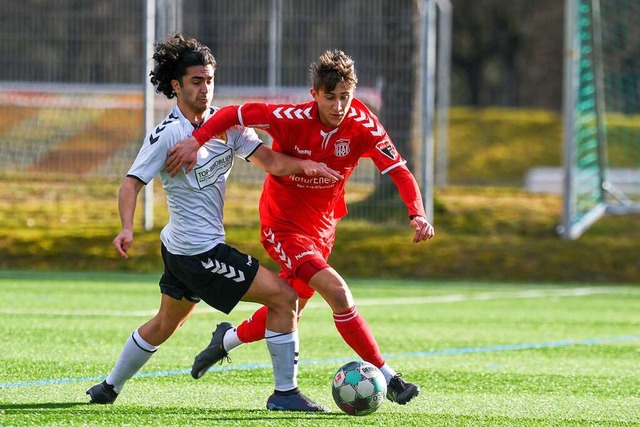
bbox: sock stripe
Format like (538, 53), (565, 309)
(333, 307), (358, 323)
(131, 332), (157, 354)
(265, 331), (294, 340)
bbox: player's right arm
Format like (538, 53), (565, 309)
(166, 102), (294, 176)
(117, 112), (176, 256)
(113, 176), (144, 259)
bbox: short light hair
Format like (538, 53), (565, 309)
(309, 49), (358, 92)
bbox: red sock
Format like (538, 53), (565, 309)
(236, 305), (268, 343)
(333, 306), (385, 368)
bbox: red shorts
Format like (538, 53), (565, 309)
(260, 226), (333, 299)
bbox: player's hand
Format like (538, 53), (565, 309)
(113, 229), (134, 259)
(410, 216), (435, 243)
(301, 160), (344, 181)
(166, 137), (200, 177)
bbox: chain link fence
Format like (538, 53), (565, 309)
(0, 0), (446, 228)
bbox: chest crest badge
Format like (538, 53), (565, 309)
(334, 139), (351, 157)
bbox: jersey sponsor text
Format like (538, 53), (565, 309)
(195, 149), (233, 189)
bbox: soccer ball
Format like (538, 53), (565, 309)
(331, 361), (387, 416)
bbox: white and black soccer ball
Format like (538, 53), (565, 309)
(331, 360), (387, 416)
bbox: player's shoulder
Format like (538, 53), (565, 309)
(147, 110), (183, 145)
(210, 105), (260, 144)
(346, 98), (385, 138)
(350, 98), (375, 114)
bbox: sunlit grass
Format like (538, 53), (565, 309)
(0, 272), (638, 426)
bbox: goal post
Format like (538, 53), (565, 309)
(561, 0), (640, 239)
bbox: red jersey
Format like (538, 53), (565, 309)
(242, 98), (406, 239)
(192, 98), (424, 242)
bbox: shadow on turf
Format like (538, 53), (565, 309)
(0, 402), (87, 410)
(0, 404), (346, 420)
(190, 409), (344, 421)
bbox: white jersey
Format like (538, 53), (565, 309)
(126, 105), (263, 255)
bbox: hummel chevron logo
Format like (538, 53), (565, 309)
(155, 119), (171, 133)
(353, 111), (368, 122)
(370, 126), (384, 137)
(263, 228), (276, 243)
(201, 258), (246, 283)
(272, 107), (312, 120)
(352, 109), (384, 137)
(149, 117), (176, 145)
(262, 229), (292, 269)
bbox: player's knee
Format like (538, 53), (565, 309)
(322, 281), (354, 311)
(278, 281), (298, 309)
(262, 277), (298, 313)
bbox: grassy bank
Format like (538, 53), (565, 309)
(1, 185), (637, 283)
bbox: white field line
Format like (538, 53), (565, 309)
(1, 286), (637, 317)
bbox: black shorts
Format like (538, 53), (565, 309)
(159, 242), (259, 314)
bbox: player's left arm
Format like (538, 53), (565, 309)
(250, 145), (343, 180)
(387, 164), (435, 243)
(359, 97), (435, 243)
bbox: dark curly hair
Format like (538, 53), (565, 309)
(309, 49), (358, 92)
(150, 33), (217, 99)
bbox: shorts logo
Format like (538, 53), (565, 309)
(334, 139), (350, 157)
(295, 250), (314, 260)
(263, 229), (292, 270)
(375, 138), (398, 160)
(201, 258), (246, 283)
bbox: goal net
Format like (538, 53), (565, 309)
(562, 0), (640, 239)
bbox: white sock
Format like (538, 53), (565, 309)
(222, 327), (243, 352)
(106, 329), (158, 393)
(265, 329), (298, 392)
(378, 363), (397, 384)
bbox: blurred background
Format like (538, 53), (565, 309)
(0, 0), (638, 281)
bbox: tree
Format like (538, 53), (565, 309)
(450, 0), (564, 109)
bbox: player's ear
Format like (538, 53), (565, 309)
(310, 88), (318, 100)
(171, 79), (181, 96)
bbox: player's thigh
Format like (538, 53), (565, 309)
(242, 265), (297, 308)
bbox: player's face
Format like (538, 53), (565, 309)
(311, 81), (355, 128)
(173, 64), (215, 118)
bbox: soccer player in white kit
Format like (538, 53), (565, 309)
(86, 33), (341, 412)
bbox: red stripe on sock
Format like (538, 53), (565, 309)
(333, 307), (385, 368)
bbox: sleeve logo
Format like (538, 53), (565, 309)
(375, 138), (398, 160)
(273, 106), (313, 120)
(149, 113), (178, 145)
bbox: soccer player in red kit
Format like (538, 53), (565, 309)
(166, 49), (435, 405)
